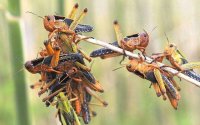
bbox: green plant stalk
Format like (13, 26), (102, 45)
(8, 20), (30, 125)
(57, 0), (65, 15)
(8, 0), (21, 16)
(8, 0), (30, 125)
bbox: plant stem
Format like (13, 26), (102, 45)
(8, 0), (30, 125)
(78, 35), (200, 87)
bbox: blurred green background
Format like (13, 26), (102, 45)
(1, 0), (200, 125)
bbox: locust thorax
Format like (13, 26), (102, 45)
(125, 31), (149, 50)
(43, 16), (56, 32)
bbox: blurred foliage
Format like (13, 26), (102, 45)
(1, 0), (200, 125)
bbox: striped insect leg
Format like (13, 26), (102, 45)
(154, 69), (166, 94)
(68, 3), (79, 19)
(152, 83), (162, 97)
(70, 8), (88, 31)
(50, 47), (60, 67)
(44, 40), (54, 55)
(113, 20), (123, 47)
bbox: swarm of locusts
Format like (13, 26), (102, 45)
(91, 20), (200, 110)
(24, 3), (200, 125)
(25, 3), (108, 125)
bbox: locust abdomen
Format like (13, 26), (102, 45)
(183, 70), (200, 82)
(90, 42), (121, 59)
(64, 18), (93, 33)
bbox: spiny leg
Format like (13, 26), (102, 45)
(50, 46), (60, 67)
(75, 36), (94, 44)
(42, 87), (65, 102)
(113, 20), (126, 63)
(70, 8), (88, 30)
(38, 78), (57, 96)
(170, 78), (181, 91)
(68, 3), (79, 19)
(43, 40), (54, 55)
(85, 86), (108, 107)
(113, 20), (123, 47)
(151, 83), (162, 97)
(154, 69), (166, 94)
(78, 48), (92, 62)
(75, 62), (91, 72)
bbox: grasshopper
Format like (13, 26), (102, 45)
(126, 54), (180, 109)
(152, 42), (200, 82)
(90, 21), (149, 61)
(56, 92), (81, 125)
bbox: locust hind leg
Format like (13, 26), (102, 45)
(68, 3), (79, 20)
(78, 48), (92, 62)
(153, 69), (166, 94)
(43, 40), (54, 55)
(169, 78), (181, 91)
(70, 8), (88, 31)
(50, 47), (60, 68)
(151, 83), (162, 97)
(113, 20), (127, 63)
(75, 62), (91, 72)
(85, 86), (108, 107)
(113, 20), (124, 47)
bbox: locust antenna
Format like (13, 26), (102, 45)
(149, 26), (157, 35)
(26, 11), (44, 19)
(112, 65), (126, 71)
(164, 32), (170, 45)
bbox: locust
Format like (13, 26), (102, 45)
(126, 54), (180, 109)
(90, 20), (149, 61)
(55, 92), (81, 125)
(152, 42), (200, 83)
(43, 3), (93, 34)
(24, 53), (104, 93)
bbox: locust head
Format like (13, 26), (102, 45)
(126, 58), (139, 72)
(138, 30), (149, 47)
(24, 61), (37, 74)
(164, 43), (177, 55)
(43, 15), (56, 32)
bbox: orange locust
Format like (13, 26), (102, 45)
(126, 54), (180, 109)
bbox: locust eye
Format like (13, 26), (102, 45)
(47, 17), (50, 21)
(169, 44), (173, 47)
(143, 34), (147, 37)
(127, 64), (132, 69)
